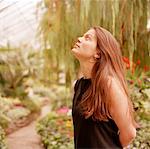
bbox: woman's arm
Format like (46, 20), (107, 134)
(109, 78), (136, 148)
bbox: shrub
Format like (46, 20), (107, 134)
(21, 98), (41, 113)
(131, 119), (150, 148)
(0, 126), (7, 149)
(36, 111), (73, 149)
(49, 85), (72, 110)
(6, 107), (30, 120)
(130, 83), (150, 148)
(0, 112), (11, 129)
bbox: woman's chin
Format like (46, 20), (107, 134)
(71, 48), (80, 58)
(71, 47), (79, 53)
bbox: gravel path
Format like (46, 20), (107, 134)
(6, 105), (51, 149)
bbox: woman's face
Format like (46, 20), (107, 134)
(71, 29), (98, 62)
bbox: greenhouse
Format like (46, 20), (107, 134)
(0, 0), (149, 149)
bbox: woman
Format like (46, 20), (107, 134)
(71, 26), (139, 149)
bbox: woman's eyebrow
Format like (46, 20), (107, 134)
(84, 33), (93, 38)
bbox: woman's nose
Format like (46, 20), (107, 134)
(77, 37), (82, 43)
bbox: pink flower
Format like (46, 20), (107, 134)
(56, 107), (69, 114)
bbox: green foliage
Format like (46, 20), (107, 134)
(33, 83), (72, 110)
(21, 98), (41, 113)
(127, 70), (150, 91)
(130, 86), (150, 121)
(0, 47), (44, 99)
(0, 95), (40, 129)
(130, 82), (150, 148)
(49, 85), (72, 110)
(38, 0), (150, 85)
(6, 107), (30, 120)
(36, 112), (73, 149)
(0, 47), (44, 119)
(0, 97), (14, 128)
(0, 126), (8, 149)
(132, 121), (150, 148)
(0, 52), (28, 98)
(0, 112), (11, 129)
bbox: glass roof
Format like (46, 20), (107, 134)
(0, 0), (43, 48)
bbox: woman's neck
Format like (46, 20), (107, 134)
(80, 62), (94, 79)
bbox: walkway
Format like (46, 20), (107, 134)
(6, 105), (51, 149)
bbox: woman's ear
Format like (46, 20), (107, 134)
(94, 53), (100, 59)
(90, 53), (100, 63)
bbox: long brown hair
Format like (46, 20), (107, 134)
(79, 26), (139, 128)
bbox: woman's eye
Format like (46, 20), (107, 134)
(85, 36), (90, 40)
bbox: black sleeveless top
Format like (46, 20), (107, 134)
(72, 77), (123, 149)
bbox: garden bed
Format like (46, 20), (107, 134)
(0, 96), (42, 134)
(36, 108), (73, 149)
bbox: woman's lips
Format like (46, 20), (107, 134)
(74, 43), (80, 48)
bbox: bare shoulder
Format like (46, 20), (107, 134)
(108, 77), (129, 124)
(108, 77), (126, 95)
